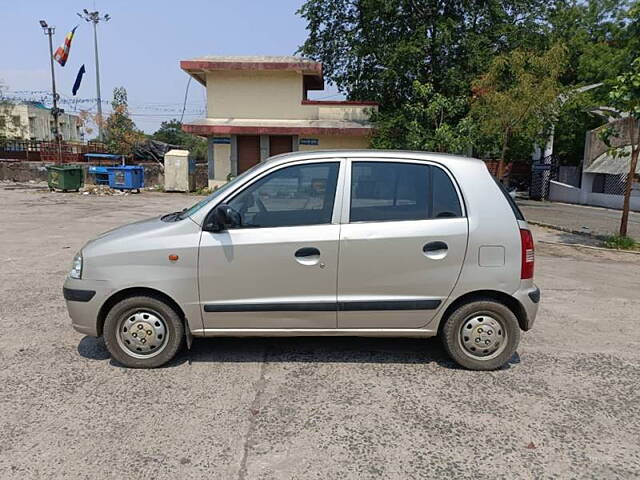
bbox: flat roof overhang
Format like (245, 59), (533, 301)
(584, 146), (640, 175)
(180, 56), (323, 87)
(183, 118), (373, 137)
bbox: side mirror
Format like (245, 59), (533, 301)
(204, 204), (241, 232)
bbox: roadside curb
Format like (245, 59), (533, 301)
(537, 240), (640, 255)
(527, 220), (609, 241)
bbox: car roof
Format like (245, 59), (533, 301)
(264, 149), (484, 169)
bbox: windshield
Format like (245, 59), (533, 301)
(177, 163), (263, 219)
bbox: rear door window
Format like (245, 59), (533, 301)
(349, 161), (462, 222)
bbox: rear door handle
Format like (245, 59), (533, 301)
(295, 247), (321, 266)
(423, 241), (448, 260)
(295, 247), (320, 258)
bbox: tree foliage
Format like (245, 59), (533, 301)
(297, 0), (638, 162)
(599, 56), (640, 236)
(371, 81), (474, 153)
(104, 87), (145, 156)
(151, 119), (206, 160)
(469, 45), (568, 175)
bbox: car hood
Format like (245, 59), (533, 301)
(83, 215), (169, 255)
(95, 216), (165, 241)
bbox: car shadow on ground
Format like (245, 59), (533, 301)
(77, 335), (520, 371)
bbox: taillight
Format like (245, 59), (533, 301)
(520, 229), (535, 279)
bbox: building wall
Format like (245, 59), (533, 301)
(205, 71), (375, 122)
(0, 104), (81, 141)
(209, 133), (371, 185)
(584, 117), (638, 168)
(297, 135), (370, 151)
(550, 175), (640, 212)
(207, 70), (316, 120)
(214, 141), (232, 181)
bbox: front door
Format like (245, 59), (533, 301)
(337, 160), (468, 328)
(198, 160), (343, 329)
(237, 135), (261, 173)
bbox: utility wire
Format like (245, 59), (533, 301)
(180, 77), (192, 123)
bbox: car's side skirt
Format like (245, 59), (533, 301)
(191, 328), (437, 338)
(203, 299), (441, 313)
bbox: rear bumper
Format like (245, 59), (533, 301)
(513, 284), (540, 331)
(63, 277), (114, 337)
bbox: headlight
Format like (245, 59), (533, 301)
(70, 252), (83, 279)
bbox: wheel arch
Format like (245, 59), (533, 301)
(97, 287), (187, 337)
(438, 290), (528, 333)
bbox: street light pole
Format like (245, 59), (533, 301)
(40, 20), (61, 163)
(77, 9), (110, 142)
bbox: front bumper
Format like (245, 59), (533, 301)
(513, 284), (540, 331)
(63, 277), (114, 336)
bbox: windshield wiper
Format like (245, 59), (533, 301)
(161, 208), (186, 222)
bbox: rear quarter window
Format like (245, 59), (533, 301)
(493, 177), (525, 220)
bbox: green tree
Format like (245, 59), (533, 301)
(297, 0), (636, 163)
(469, 45), (568, 178)
(600, 57), (640, 237)
(151, 119), (206, 160)
(103, 87), (145, 156)
(297, 0), (552, 152)
(371, 81), (474, 153)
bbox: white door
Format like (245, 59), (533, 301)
(337, 160), (468, 328)
(198, 160), (343, 329)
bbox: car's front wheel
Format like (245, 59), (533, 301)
(103, 295), (184, 368)
(440, 299), (521, 370)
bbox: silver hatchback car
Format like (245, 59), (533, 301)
(64, 151), (539, 370)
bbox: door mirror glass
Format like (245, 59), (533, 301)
(204, 204), (241, 232)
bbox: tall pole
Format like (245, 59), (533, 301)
(77, 9), (110, 143)
(41, 21), (61, 163)
(92, 21), (103, 141)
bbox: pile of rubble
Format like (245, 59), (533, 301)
(80, 185), (128, 196)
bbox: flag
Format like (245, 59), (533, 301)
(72, 64), (86, 96)
(53, 26), (77, 67)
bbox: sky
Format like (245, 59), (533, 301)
(0, 0), (342, 134)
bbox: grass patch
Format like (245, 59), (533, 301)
(603, 234), (638, 250)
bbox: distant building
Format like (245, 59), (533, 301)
(180, 56), (377, 187)
(549, 117), (639, 211)
(0, 101), (82, 142)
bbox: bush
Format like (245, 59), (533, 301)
(603, 235), (637, 250)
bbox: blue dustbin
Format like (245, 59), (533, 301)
(107, 166), (144, 192)
(88, 166), (111, 185)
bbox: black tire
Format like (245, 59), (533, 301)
(103, 295), (184, 368)
(440, 299), (521, 370)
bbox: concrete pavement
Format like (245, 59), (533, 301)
(1, 183), (639, 479)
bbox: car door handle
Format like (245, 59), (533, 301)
(423, 241), (448, 260)
(295, 247), (321, 266)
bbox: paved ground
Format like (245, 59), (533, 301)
(1, 183), (639, 479)
(518, 199), (640, 239)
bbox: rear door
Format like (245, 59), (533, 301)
(337, 159), (468, 328)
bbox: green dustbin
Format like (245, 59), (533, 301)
(47, 165), (84, 192)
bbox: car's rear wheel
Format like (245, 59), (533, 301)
(103, 295), (184, 368)
(441, 299), (520, 370)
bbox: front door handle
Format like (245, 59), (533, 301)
(295, 247), (321, 266)
(423, 241), (448, 260)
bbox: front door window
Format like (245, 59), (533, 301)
(228, 162), (340, 228)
